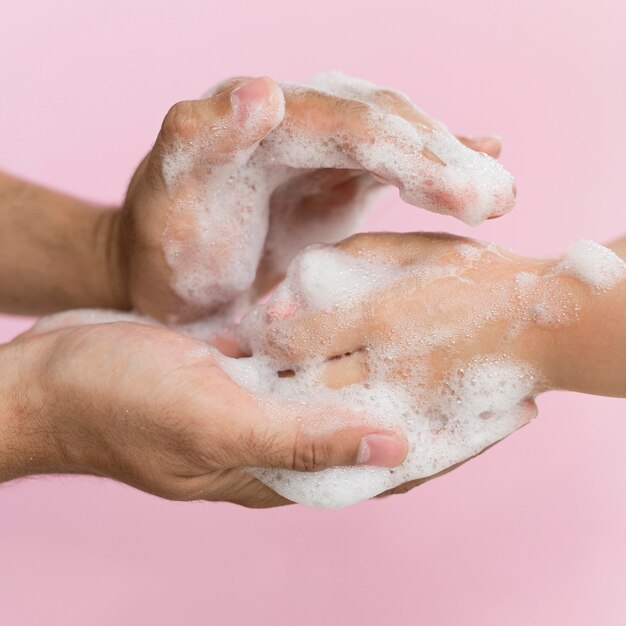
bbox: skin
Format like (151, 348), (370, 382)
(0, 76), (505, 507)
(5, 75), (617, 509)
(0, 321), (412, 508)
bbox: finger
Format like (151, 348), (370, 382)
(155, 76), (286, 190)
(456, 135), (502, 159)
(202, 75), (253, 98)
(210, 325), (250, 358)
(307, 72), (435, 133)
(270, 80), (515, 225)
(149, 77), (287, 317)
(218, 387), (408, 472)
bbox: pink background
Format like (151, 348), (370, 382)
(1, 1), (625, 624)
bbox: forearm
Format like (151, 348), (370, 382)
(0, 172), (129, 315)
(0, 336), (58, 482)
(549, 238), (626, 397)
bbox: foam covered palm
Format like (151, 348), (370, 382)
(120, 73), (516, 325)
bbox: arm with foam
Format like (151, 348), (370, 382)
(546, 236), (626, 397)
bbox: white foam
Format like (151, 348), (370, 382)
(273, 245), (396, 311)
(555, 239), (626, 290)
(219, 348), (535, 509)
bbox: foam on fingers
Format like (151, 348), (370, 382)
(158, 71), (517, 323)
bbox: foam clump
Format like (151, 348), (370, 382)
(160, 71), (516, 323)
(267, 244), (397, 314)
(219, 352), (535, 508)
(555, 239), (626, 290)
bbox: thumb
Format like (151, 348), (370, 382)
(223, 403), (408, 472)
(155, 76), (285, 184)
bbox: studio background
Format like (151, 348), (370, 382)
(1, 1), (624, 624)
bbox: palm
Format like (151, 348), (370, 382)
(26, 318), (289, 507)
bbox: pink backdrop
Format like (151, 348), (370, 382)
(1, 1), (625, 624)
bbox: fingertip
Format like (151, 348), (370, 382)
(357, 433), (408, 467)
(480, 135), (502, 158)
(230, 76), (285, 132)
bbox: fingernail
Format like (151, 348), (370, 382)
(230, 77), (271, 121)
(357, 434), (406, 467)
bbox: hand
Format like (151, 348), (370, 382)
(242, 232), (558, 388)
(237, 232), (603, 502)
(0, 318), (408, 507)
(114, 73), (515, 324)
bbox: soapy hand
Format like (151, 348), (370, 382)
(0, 319), (407, 507)
(240, 232), (558, 389)
(116, 73), (515, 325)
(233, 232), (613, 506)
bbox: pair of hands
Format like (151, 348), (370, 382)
(116, 75), (509, 323)
(4, 232), (557, 508)
(2, 74), (567, 508)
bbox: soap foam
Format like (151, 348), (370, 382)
(30, 309), (154, 334)
(555, 239), (626, 290)
(218, 352), (535, 508)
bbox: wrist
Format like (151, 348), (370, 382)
(533, 252), (626, 397)
(0, 336), (64, 482)
(92, 207), (131, 312)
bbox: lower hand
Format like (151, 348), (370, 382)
(0, 320), (407, 507)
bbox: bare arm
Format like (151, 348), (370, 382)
(0, 171), (126, 315)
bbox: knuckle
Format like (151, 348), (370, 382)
(161, 100), (198, 141)
(292, 432), (330, 472)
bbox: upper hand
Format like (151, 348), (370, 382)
(114, 74), (515, 324)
